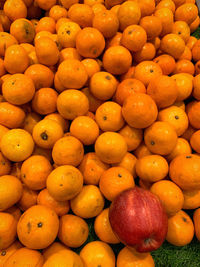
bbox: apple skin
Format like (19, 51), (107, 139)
(109, 186), (168, 252)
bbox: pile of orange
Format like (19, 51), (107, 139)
(0, 0), (200, 265)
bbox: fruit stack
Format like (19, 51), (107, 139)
(0, 0), (200, 266)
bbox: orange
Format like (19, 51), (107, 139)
(160, 33), (185, 60)
(70, 185), (104, 218)
(57, 89), (89, 120)
(81, 58), (100, 80)
(147, 75), (178, 108)
(32, 119), (64, 149)
(10, 18), (35, 43)
(2, 73), (35, 105)
(99, 166), (135, 201)
(183, 189), (200, 209)
(169, 154), (200, 190)
(117, 247), (155, 267)
(21, 155), (52, 190)
(119, 125), (143, 152)
(139, 16), (162, 40)
(59, 48), (82, 63)
(37, 189), (70, 217)
(106, 32), (122, 49)
(115, 78), (146, 106)
(47, 165), (83, 201)
(58, 214), (89, 248)
(17, 205), (59, 250)
(18, 185), (38, 211)
(32, 87), (58, 115)
(112, 152), (137, 178)
(35, 36), (59, 66)
(150, 180), (184, 216)
(57, 21), (81, 49)
(122, 93), (158, 129)
(133, 42), (156, 63)
(179, 46), (192, 60)
(60, 0), (79, 9)
(78, 152), (109, 185)
(154, 7), (174, 36)
(24, 63), (54, 90)
(153, 54), (176, 75)
(166, 137), (192, 162)
(103, 45), (132, 75)
(89, 71), (117, 101)
(0, 102), (26, 129)
(171, 73), (193, 101)
(136, 155), (168, 182)
(95, 132), (127, 164)
(0, 152), (11, 176)
(190, 130), (200, 153)
(70, 116), (99, 145)
(144, 121), (178, 155)
(94, 208), (119, 244)
(43, 249), (84, 267)
(23, 112), (41, 134)
(134, 60), (163, 86)
(175, 3), (198, 24)
(1, 129), (34, 162)
(92, 3), (106, 14)
(190, 15), (200, 33)
(0, 102), (25, 129)
(95, 101), (124, 132)
(52, 135), (84, 166)
(191, 40), (200, 62)
(155, 0), (175, 13)
(49, 5), (67, 21)
(44, 113), (69, 132)
(80, 241), (115, 267)
(173, 59), (195, 75)
(0, 241), (22, 266)
(92, 10), (119, 38)
(3, 0), (27, 21)
(57, 59), (88, 89)
(172, 21), (190, 43)
(4, 247), (44, 267)
(68, 4), (94, 28)
(0, 212), (17, 250)
(42, 242), (70, 261)
(121, 25), (147, 52)
(4, 44), (29, 74)
(166, 210), (194, 246)
(188, 101), (200, 129)
(76, 27), (105, 58)
(193, 208), (200, 241)
(158, 106), (189, 136)
(193, 74), (200, 100)
(0, 32), (17, 57)
(117, 1), (141, 31)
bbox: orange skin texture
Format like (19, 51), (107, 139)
(58, 214), (89, 248)
(4, 247), (44, 267)
(78, 152), (110, 185)
(193, 208), (200, 241)
(37, 188), (70, 216)
(166, 210), (194, 246)
(80, 241), (115, 267)
(21, 155), (53, 190)
(0, 175), (23, 211)
(0, 241), (22, 266)
(42, 242), (70, 261)
(94, 208), (120, 244)
(0, 151), (11, 176)
(0, 33), (17, 57)
(10, 18), (35, 43)
(136, 155), (169, 182)
(46, 165), (83, 201)
(169, 154), (200, 190)
(17, 205), (59, 250)
(70, 185), (105, 219)
(150, 180), (184, 216)
(0, 212), (17, 250)
(18, 185), (38, 211)
(144, 121), (178, 155)
(122, 93), (158, 129)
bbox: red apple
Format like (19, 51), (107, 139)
(109, 186), (168, 252)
